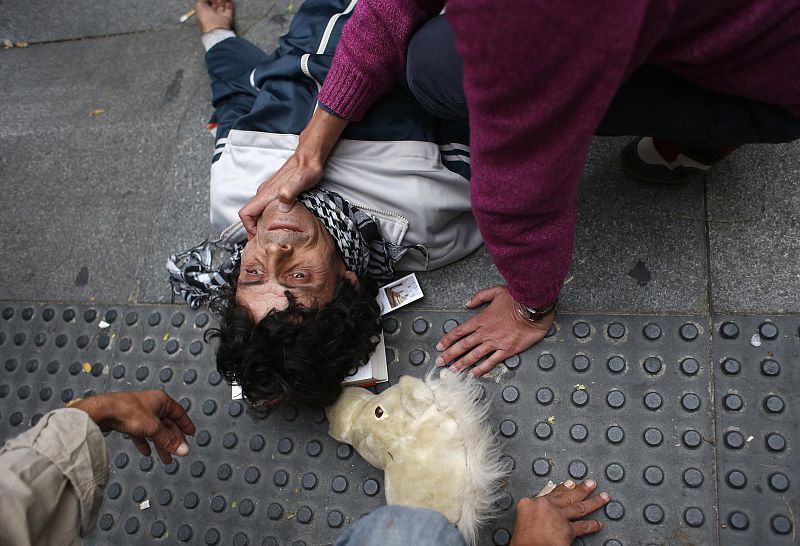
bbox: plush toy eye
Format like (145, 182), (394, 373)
(374, 406), (384, 418)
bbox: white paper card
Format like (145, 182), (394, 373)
(376, 273), (424, 316)
(342, 332), (388, 386)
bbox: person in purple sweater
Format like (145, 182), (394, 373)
(239, 0), (800, 376)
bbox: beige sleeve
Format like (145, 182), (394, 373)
(0, 408), (110, 546)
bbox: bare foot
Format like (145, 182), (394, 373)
(195, 0), (234, 33)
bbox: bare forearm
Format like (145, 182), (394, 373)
(296, 107), (349, 165)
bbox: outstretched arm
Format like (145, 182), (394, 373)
(239, 0), (445, 237)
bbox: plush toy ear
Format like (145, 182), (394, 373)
(326, 387), (374, 443)
(397, 376), (435, 418)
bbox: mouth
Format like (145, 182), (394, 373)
(267, 222), (302, 232)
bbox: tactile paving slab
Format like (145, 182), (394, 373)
(1, 303), (797, 545)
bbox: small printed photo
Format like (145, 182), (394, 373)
(377, 273), (424, 315)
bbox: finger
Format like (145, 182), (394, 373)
(435, 318), (480, 355)
(154, 442), (174, 466)
(563, 493), (610, 520)
(239, 208), (258, 236)
(570, 519), (603, 537)
(465, 285), (504, 308)
(551, 479), (597, 508)
(449, 342), (497, 372)
(131, 437), (152, 457)
(160, 395), (197, 436)
(547, 479), (578, 499)
(437, 331), (483, 366)
(149, 420), (185, 462)
(467, 350), (510, 377)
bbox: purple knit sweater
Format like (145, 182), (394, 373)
(318, 0), (800, 308)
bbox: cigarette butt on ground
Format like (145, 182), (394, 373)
(179, 8), (196, 23)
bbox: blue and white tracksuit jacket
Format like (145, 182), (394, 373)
(205, 0), (481, 271)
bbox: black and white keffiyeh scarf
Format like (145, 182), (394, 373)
(167, 188), (426, 310)
(297, 188), (426, 281)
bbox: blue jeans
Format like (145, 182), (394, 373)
(334, 506), (467, 546)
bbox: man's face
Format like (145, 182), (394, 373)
(236, 199), (356, 320)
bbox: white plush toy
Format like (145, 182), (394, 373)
(326, 371), (507, 545)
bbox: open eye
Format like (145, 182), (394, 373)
(291, 272), (307, 280)
(374, 406), (384, 418)
(246, 269), (263, 276)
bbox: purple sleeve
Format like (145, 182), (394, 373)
(446, 0), (663, 309)
(318, 0), (445, 121)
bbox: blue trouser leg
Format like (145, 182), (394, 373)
(405, 17), (800, 145)
(333, 505), (467, 546)
(205, 36), (269, 140)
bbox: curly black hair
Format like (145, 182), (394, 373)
(205, 276), (381, 408)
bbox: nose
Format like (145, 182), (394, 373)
(264, 241), (293, 268)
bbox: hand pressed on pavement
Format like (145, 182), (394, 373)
(511, 479), (610, 546)
(435, 285), (553, 377)
(71, 390), (196, 464)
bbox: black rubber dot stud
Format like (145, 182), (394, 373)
(196, 430), (211, 446)
(761, 359), (781, 377)
(107, 482), (122, 499)
(492, 529), (511, 546)
(42, 308), (55, 321)
(296, 506), (313, 524)
(409, 349), (425, 366)
(148, 312), (161, 327)
(606, 463), (625, 482)
(535, 422), (552, 440)
(768, 472), (790, 492)
(183, 492), (200, 510)
(719, 321), (739, 339)
(195, 313), (210, 328)
(443, 319), (458, 333)
(764, 395), (785, 414)
(643, 466), (664, 486)
(337, 443), (353, 460)
(125, 517), (140, 534)
(728, 511), (749, 531)
(495, 491), (514, 511)
(267, 503), (283, 520)
(607, 356), (626, 374)
(766, 433), (786, 452)
(332, 475), (348, 493)
(382, 317), (398, 334)
(412, 318), (429, 334)
(679, 322), (699, 341)
(327, 510), (344, 528)
(229, 401), (243, 417)
(532, 458), (550, 476)
(684, 507), (705, 527)
(250, 434), (265, 452)
(771, 515), (793, 535)
(363, 479), (380, 496)
(202, 400), (217, 415)
(132, 486), (147, 503)
(217, 463), (233, 481)
(643, 323), (662, 340)
(724, 430), (745, 450)
(278, 438), (293, 454)
(500, 419), (517, 437)
(502, 386), (519, 403)
(505, 355), (521, 369)
(573, 321), (591, 339)
(723, 393), (743, 411)
(190, 461), (205, 478)
(759, 322), (779, 340)
(605, 501), (625, 520)
(607, 390), (625, 409)
(726, 470), (747, 489)
(607, 322), (625, 339)
(183, 369), (197, 384)
(644, 504), (664, 524)
(681, 393), (701, 412)
(683, 468), (704, 488)
(115, 453), (129, 469)
(211, 495), (226, 512)
(190, 340), (203, 356)
(171, 312), (185, 327)
(721, 358), (741, 375)
(571, 389), (589, 406)
(643, 428), (663, 447)
(158, 489), (173, 506)
(208, 370), (222, 386)
(536, 388), (554, 405)
(164, 460), (180, 474)
(139, 457), (153, 472)
(307, 440), (323, 457)
(572, 354), (590, 372)
(125, 311), (138, 326)
(570, 424), (588, 442)
(177, 524), (193, 542)
(205, 529), (221, 545)
(568, 460), (587, 479)
(99, 514), (114, 531)
(643, 356), (663, 375)
(680, 357), (700, 376)
(538, 353), (555, 370)
(238, 499), (255, 517)
(142, 338), (155, 353)
(644, 392), (662, 410)
(273, 470), (289, 487)
(151, 521), (166, 538)
(606, 426), (625, 444)
(302, 472), (318, 490)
